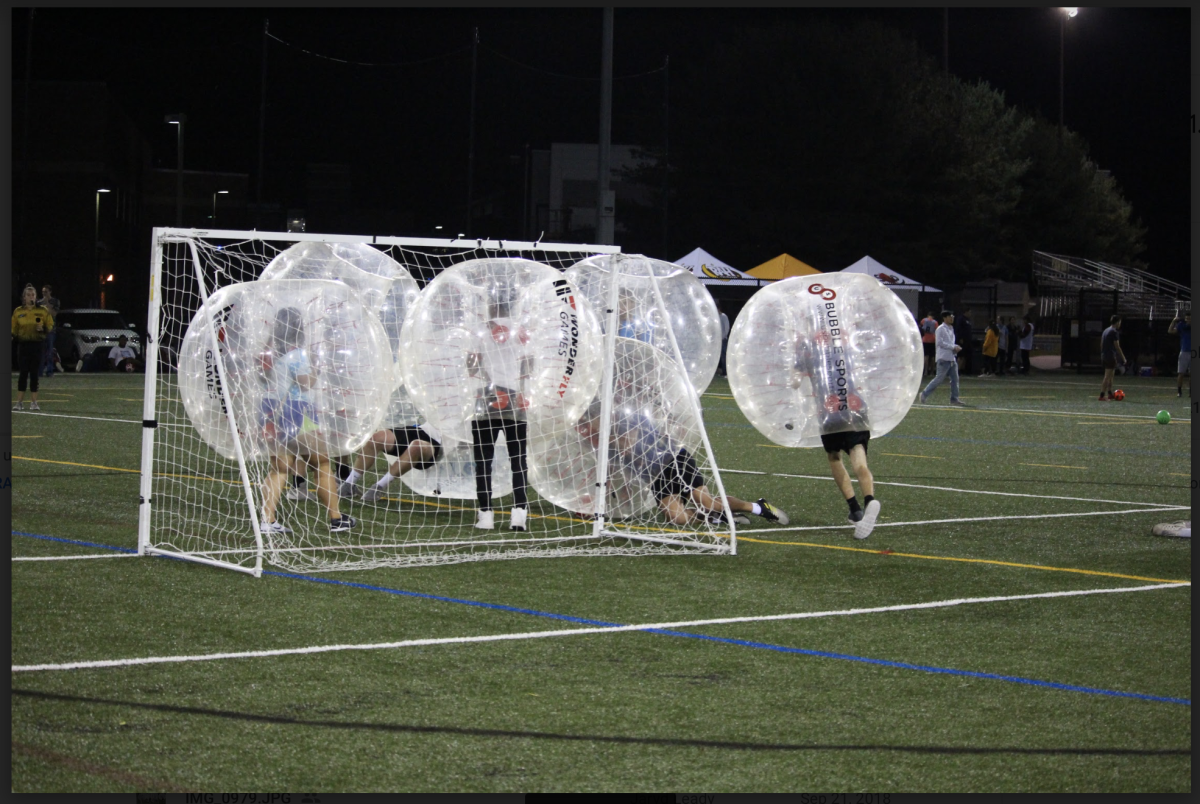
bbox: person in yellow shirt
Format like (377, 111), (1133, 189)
(980, 320), (1000, 377)
(12, 284), (54, 411)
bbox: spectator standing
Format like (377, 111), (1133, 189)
(1168, 311), (1190, 397)
(955, 308), (973, 375)
(12, 284), (54, 411)
(37, 285), (61, 377)
(718, 303), (731, 377)
(980, 321), (999, 377)
(1098, 315), (1127, 401)
(919, 311), (938, 376)
(1018, 316), (1035, 375)
(996, 316), (1009, 377)
(919, 311), (966, 406)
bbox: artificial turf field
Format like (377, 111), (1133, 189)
(10, 369), (1192, 792)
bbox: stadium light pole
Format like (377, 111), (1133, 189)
(1058, 8), (1078, 142)
(211, 189), (228, 224)
(165, 113), (187, 225)
(95, 188), (110, 307)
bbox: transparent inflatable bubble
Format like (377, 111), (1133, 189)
(177, 279), (393, 462)
(727, 273), (923, 448)
(260, 241), (422, 430)
(399, 257), (603, 443)
(529, 336), (703, 518)
(565, 253), (721, 393)
(399, 434), (513, 500)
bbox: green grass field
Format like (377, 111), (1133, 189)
(11, 370), (1191, 792)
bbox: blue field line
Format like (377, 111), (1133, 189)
(13, 529), (1190, 706)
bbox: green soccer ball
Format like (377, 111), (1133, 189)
(1156, 410), (1171, 425)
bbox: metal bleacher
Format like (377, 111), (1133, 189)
(1032, 251), (1190, 321)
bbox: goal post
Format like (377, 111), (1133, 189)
(139, 228), (736, 575)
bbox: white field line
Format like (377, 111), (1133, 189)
(915, 402), (1190, 422)
(11, 412), (141, 425)
(12, 582), (1188, 673)
(734, 506), (1191, 534)
(12, 553), (138, 562)
(720, 469), (1185, 509)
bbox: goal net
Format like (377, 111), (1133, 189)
(138, 228), (736, 575)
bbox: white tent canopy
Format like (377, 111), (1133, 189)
(840, 256), (940, 318)
(840, 256), (941, 292)
(675, 247), (766, 286)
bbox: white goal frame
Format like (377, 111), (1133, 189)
(137, 227), (737, 576)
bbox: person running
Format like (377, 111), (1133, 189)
(1098, 315), (1127, 401)
(919, 311), (966, 406)
(12, 284), (54, 411)
(1168, 310), (1190, 397)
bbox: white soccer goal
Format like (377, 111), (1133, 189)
(138, 228), (736, 575)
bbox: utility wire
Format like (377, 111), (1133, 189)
(266, 31), (470, 67)
(483, 44), (667, 81)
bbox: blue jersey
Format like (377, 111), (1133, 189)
(270, 347), (314, 404)
(613, 410), (678, 480)
(1176, 321), (1190, 353)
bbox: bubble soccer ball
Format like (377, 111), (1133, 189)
(727, 273), (923, 448)
(260, 241), (423, 429)
(529, 336), (703, 518)
(399, 434), (514, 501)
(177, 279), (394, 462)
(565, 254), (721, 394)
(399, 258), (603, 444)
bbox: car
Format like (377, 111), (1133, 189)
(55, 308), (142, 370)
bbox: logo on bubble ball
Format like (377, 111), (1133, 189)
(807, 284), (837, 301)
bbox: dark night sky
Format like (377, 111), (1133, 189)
(10, 7), (1192, 283)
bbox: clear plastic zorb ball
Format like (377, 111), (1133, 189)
(727, 273), (923, 448)
(260, 241), (422, 428)
(177, 279), (393, 461)
(565, 254), (721, 393)
(398, 257), (603, 443)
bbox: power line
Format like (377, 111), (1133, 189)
(481, 44), (666, 81)
(265, 30), (470, 67)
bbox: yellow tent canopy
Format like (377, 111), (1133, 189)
(746, 253), (821, 280)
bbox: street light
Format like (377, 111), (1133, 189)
(1059, 8), (1079, 142)
(211, 189), (228, 224)
(95, 188), (110, 308)
(164, 113), (187, 225)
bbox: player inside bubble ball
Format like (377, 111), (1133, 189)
(468, 297), (533, 532)
(338, 421), (444, 503)
(790, 327), (881, 540)
(575, 401), (788, 527)
(257, 307), (354, 534)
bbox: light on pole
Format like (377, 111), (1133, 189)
(1059, 8), (1079, 142)
(95, 188), (110, 307)
(211, 190), (228, 224)
(164, 113), (187, 225)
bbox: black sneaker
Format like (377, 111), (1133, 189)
(330, 515), (356, 533)
(756, 498), (790, 525)
(847, 509), (865, 525)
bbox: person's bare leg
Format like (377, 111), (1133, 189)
(261, 454), (291, 524)
(848, 445), (873, 498)
(658, 495), (696, 525)
(354, 429), (392, 474)
(828, 452), (855, 500)
(394, 440), (438, 476)
(312, 455), (341, 521)
(689, 484), (753, 516)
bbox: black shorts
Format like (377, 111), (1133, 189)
(820, 430), (871, 456)
(1102, 356), (1118, 370)
(387, 426), (443, 462)
(650, 449), (705, 502)
(923, 342), (935, 357)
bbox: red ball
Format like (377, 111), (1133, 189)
(1113, 389), (1125, 401)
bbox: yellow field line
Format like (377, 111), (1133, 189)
(13, 455), (139, 474)
(880, 452), (943, 460)
(737, 536), (1189, 584)
(1167, 473), (1190, 478)
(1020, 462), (1088, 470)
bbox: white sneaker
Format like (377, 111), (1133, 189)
(1151, 521), (1191, 538)
(855, 500), (881, 540)
(28, 401), (40, 411)
(510, 507), (528, 531)
(476, 510), (495, 530)
(12, 402), (22, 411)
(260, 520), (291, 534)
(362, 485), (385, 503)
(285, 485), (315, 501)
(76, 360), (84, 372)
(336, 480), (358, 499)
